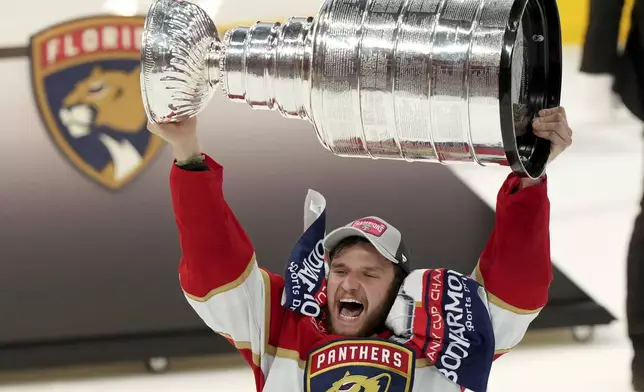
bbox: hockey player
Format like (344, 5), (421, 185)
(148, 106), (572, 392)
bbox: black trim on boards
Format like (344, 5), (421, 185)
(0, 46), (28, 59)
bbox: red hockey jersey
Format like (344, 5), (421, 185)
(170, 155), (552, 392)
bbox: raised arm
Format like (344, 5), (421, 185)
(471, 106), (572, 357)
(384, 176), (551, 390)
(470, 171), (550, 357)
(385, 108), (572, 392)
(150, 119), (286, 388)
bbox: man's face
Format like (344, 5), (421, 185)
(326, 242), (397, 337)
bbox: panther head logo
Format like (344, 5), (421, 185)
(325, 371), (392, 392)
(30, 16), (164, 190)
(59, 65), (146, 138)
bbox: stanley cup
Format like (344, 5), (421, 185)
(140, 0), (562, 178)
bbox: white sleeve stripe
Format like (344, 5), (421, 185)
(487, 303), (540, 350)
(184, 262), (266, 358)
(487, 291), (542, 315)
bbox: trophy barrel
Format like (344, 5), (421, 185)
(140, 0), (222, 123)
(306, 0), (561, 178)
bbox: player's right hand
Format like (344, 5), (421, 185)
(147, 116), (197, 145)
(147, 117), (202, 162)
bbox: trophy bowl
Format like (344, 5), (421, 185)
(140, 0), (222, 123)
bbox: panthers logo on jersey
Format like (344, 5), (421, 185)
(29, 16), (164, 190)
(305, 339), (415, 392)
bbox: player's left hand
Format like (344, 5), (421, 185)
(531, 106), (573, 164)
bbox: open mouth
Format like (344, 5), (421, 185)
(338, 299), (364, 321)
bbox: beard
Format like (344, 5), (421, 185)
(325, 280), (401, 337)
(324, 303), (387, 337)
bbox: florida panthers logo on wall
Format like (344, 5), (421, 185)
(29, 16), (164, 190)
(305, 339), (415, 392)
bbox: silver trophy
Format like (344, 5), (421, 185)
(140, 0), (562, 178)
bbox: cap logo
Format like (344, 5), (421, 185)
(351, 218), (387, 237)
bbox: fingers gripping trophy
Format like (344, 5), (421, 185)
(140, 0), (562, 179)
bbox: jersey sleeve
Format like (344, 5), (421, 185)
(169, 154), (286, 387)
(384, 173), (551, 390)
(469, 172), (552, 358)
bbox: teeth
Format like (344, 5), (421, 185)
(338, 298), (363, 322)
